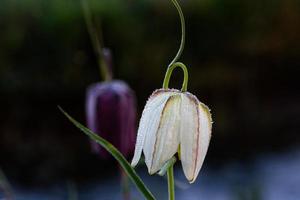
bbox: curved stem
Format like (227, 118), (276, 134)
(81, 0), (112, 81)
(167, 164), (175, 200)
(162, 62), (189, 92)
(169, 0), (185, 67)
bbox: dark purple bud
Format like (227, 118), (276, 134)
(86, 80), (137, 158)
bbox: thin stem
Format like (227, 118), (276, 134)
(67, 181), (78, 200)
(81, 0), (112, 81)
(162, 62), (189, 92)
(169, 0), (185, 67)
(167, 164), (175, 200)
(120, 167), (130, 200)
(0, 168), (14, 200)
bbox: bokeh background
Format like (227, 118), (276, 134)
(0, 0), (299, 199)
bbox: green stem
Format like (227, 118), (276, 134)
(0, 168), (14, 200)
(59, 107), (156, 200)
(169, 0), (185, 67)
(157, 157), (176, 200)
(81, 0), (112, 81)
(120, 167), (130, 200)
(67, 181), (78, 200)
(162, 62), (189, 92)
(167, 164), (175, 200)
(162, 0), (188, 92)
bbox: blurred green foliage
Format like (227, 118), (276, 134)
(1, 0), (299, 91)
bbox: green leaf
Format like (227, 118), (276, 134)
(58, 106), (156, 200)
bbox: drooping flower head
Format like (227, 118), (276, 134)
(131, 62), (212, 183)
(85, 49), (137, 158)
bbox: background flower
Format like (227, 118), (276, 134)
(86, 80), (137, 158)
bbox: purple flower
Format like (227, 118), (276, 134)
(86, 80), (137, 158)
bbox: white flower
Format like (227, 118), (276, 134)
(131, 88), (212, 183)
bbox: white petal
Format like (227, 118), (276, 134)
(131, 90), (172, 167)
(192, 102), (212, 183)
(143, 91), (178, 171)
(179, 94), (199, 182)
(149, 95), (181, 174)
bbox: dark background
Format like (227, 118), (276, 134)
(0, 0), (299, 198)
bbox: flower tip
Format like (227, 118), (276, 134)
(182, 170), (197, 184)
(188, 177), (197, 184)
(131, 157), (139, 168)
(148, 168), (157, 175)
(184, 169), (199, 184)
(130, 162), (136, 168)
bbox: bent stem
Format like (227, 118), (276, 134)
(167, 164), (175, 200)
(163, 0), (188, 91)
(162, 62), (189, 92)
